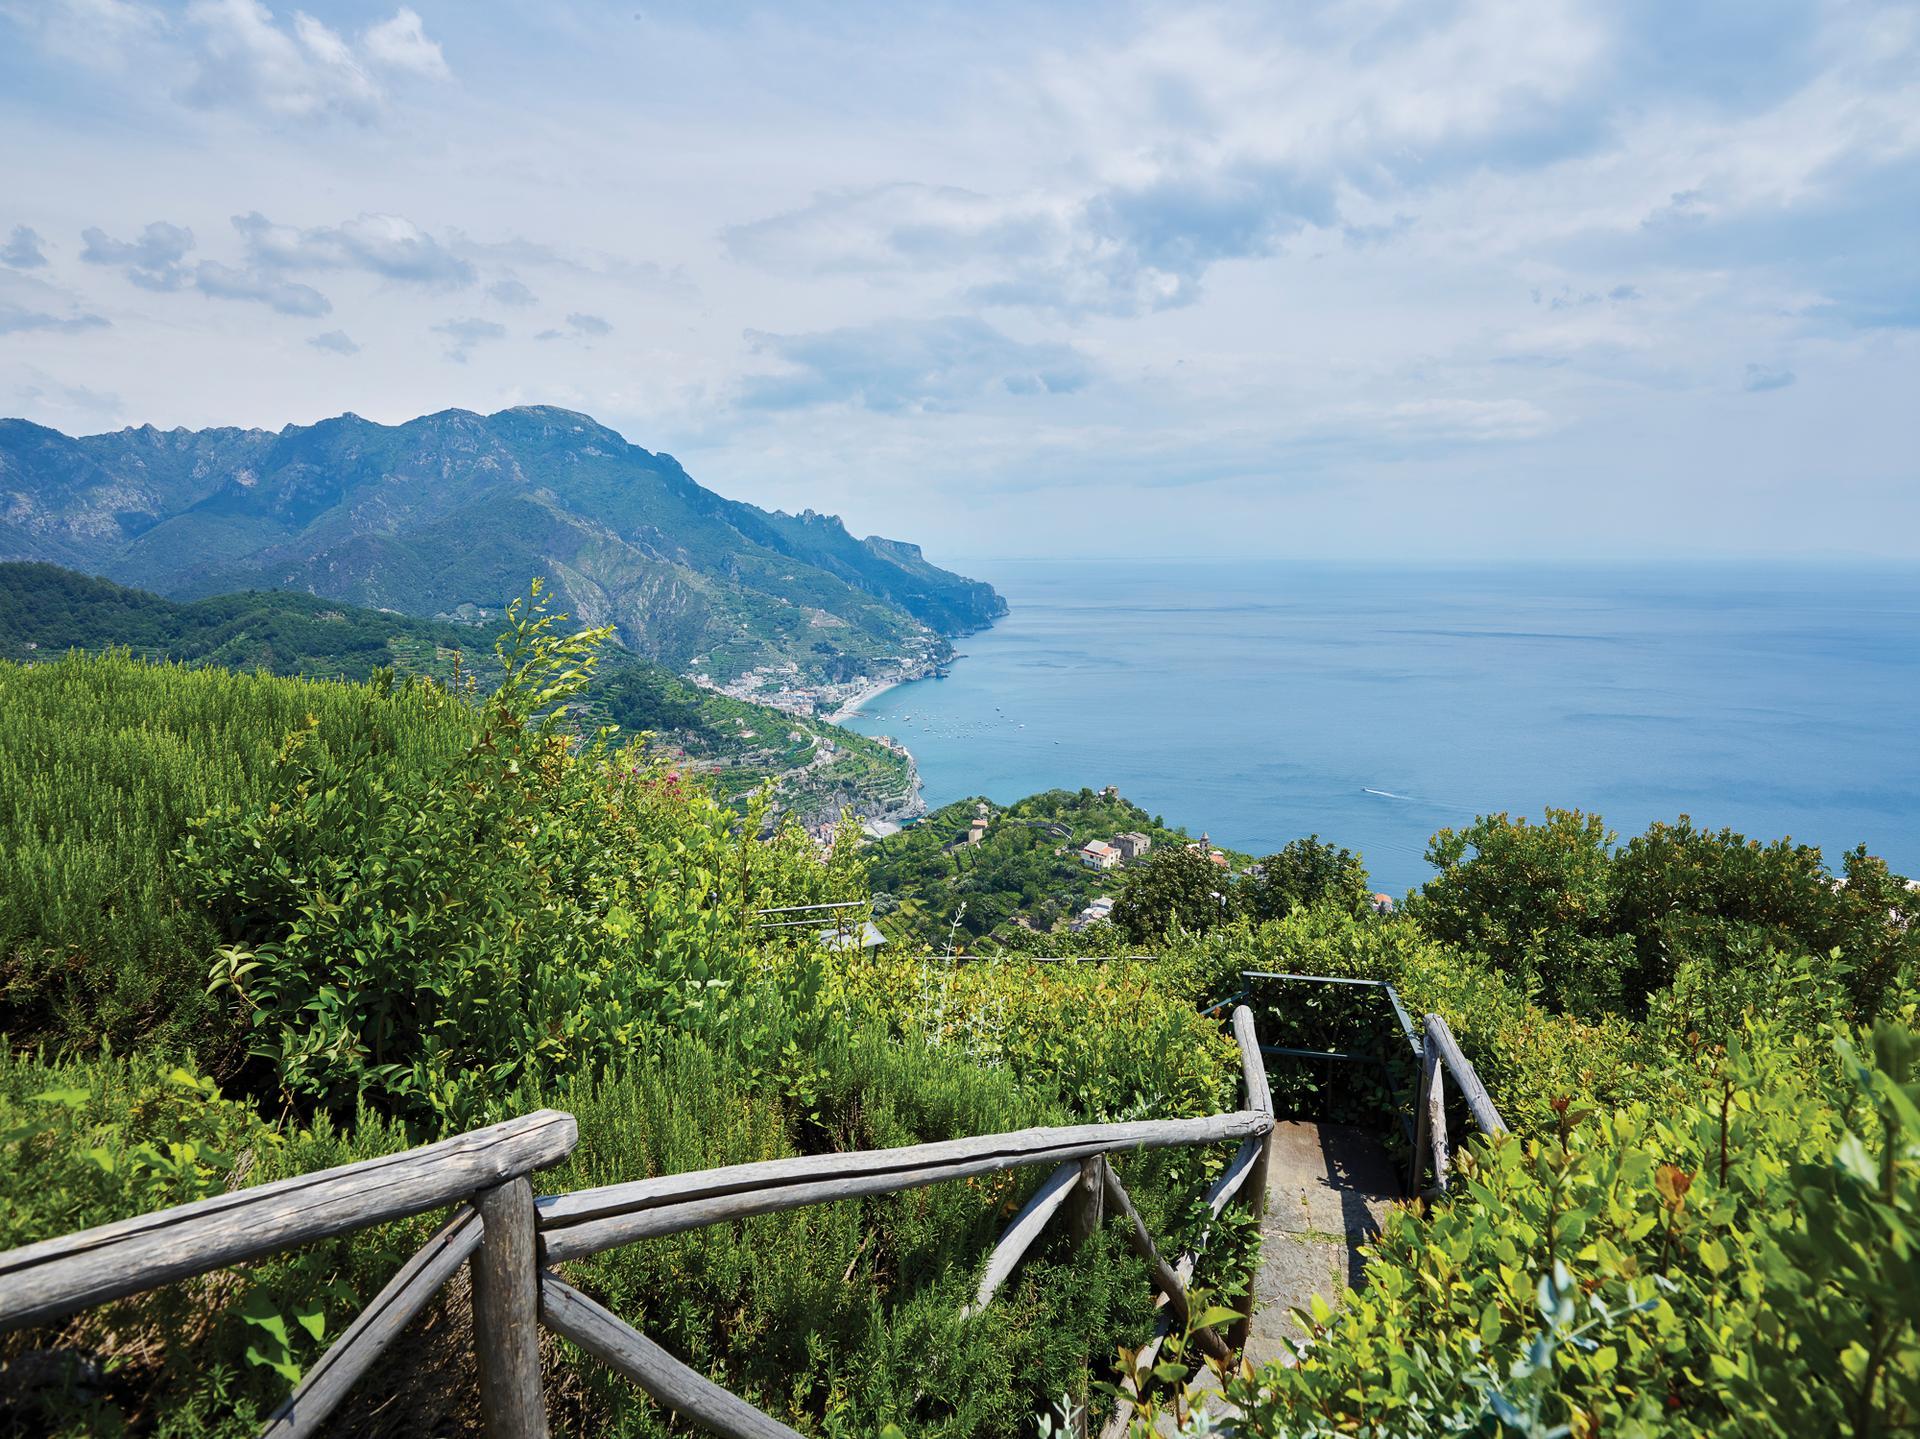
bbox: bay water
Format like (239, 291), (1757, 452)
(843, 561), (1920, 896)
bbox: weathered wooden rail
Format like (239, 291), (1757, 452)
(0, 1006), (1277, 1439)
(1411, 1011), (1507, 1194)
(1221, 969), (1504, 1195)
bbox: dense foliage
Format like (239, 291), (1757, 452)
(0, 562), (916, 825)
(1108, 835), (1371, 943)
(1238, 836), (1374, 923)
(0, 592), (1244, 1438)
(1155, 1004), (1920, 1438)
(7, 566), (1920, 1437)
(1118, 872), (1919, 1435)
(1111, 846), (1237, 943)
(0, 643), (467, 1059)
(864, 789), (1221, 949)
(1414, 808), (1919, 1019)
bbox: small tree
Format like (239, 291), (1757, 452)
(1411, 808), (1628, 1017)
(1242, 835), (1372, 922)
(1112, 844), (1233, 943)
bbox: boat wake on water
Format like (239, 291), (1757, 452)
(1363, 786), (1481, 817)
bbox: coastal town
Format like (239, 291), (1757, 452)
(675, 650), (947, 844)
(687, 646), (950, 722)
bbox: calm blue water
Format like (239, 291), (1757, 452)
(845, 562), (1920, 895)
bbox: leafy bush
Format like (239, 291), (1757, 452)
(0, 1049), (433, 1438)
(1413, 809), (1630, 1017)
(181, 588), (859, 1131)
(808, 949), (1238, 1122)
(1409, 809), (1917, 1023)
(1178, 1016), (1920, 1438)
(1112, 847), (1237, 944)
(0, 648), (467, 1063)
(1240, 837), (1373, 923)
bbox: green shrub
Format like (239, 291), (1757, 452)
(0, 1049), (430, 1438)
(180, 589), (859, 1131)
(0, 649), (466, 1062)
(1239, 837), (1373, 924)
(1178, 1016), (1920, 1439)
(1408, 810), (1917, 1023)
(1112, 848), (1236, 944)
(809, 949), (1239, 1123)
(1412, 809), (1629, 1017)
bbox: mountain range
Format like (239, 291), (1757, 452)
(0, 406), (1005, 686)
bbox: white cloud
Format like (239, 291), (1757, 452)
(361, 6), (448, 80)
(193, 260), (329, 315)
(488, 277), (537, 306)
(180, 0), (379, 121)
(727, 1), (1613, 316)
(3, 226), (51, 269)
(433, 315), (504, 362)
(5, 0), (449, 124)
(80, 221), (194, 289)
(738, 316), (1093, 413)
(0, 301), (111, 335)
(0, 0), (164, 71)
(308, 329), (359, 354)
(1743, 363), (1796, 393)
(234, 212), (474, 287)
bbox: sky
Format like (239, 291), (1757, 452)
(2, 0), (1917, 563)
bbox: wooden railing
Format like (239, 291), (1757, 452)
(0, 1007), (1275, 1439)
(1411, 1011), (1507, 1195)
(1220, 970), (1505, 1196)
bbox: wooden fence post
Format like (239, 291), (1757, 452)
(1410, 1044), (1436, 1195)
(472, 1175), (547, 1439)
(1065, 1155), (1105, 1247)
(1427, 1060), (1450, 1196)
(1228, 1004), (1273, 1354)
(1421, 1013), (1507, 1137)
(1065, 1155), (1105, 1437)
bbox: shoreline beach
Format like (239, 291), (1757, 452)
(828, 674), (916, 723)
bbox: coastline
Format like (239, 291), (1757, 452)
(828, 675), (913, 723)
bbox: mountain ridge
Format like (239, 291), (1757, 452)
(0, 406), (1006, 688)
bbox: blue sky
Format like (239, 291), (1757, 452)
(1, 0), (1916, 561)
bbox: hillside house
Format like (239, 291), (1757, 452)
(1114, 831), (1152, 861)
(1188, 831), (1230, 868)
(1071, 895), (1115, 931)
(817, 919), (887, 952)
(1079, 839), (1119, 870)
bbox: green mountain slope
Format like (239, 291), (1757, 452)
(0, 562), (918, 825)
(0, 407), (1005, 688)
(866, 788), (1236, 949)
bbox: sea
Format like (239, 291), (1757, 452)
(842, 561), (1920, 896)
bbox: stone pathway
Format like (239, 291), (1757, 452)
(1242, 1119), (1402, 1369)
(1153, 1120), (1402, 1433)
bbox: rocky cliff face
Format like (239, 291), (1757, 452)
(0, 405), (1004, 682)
